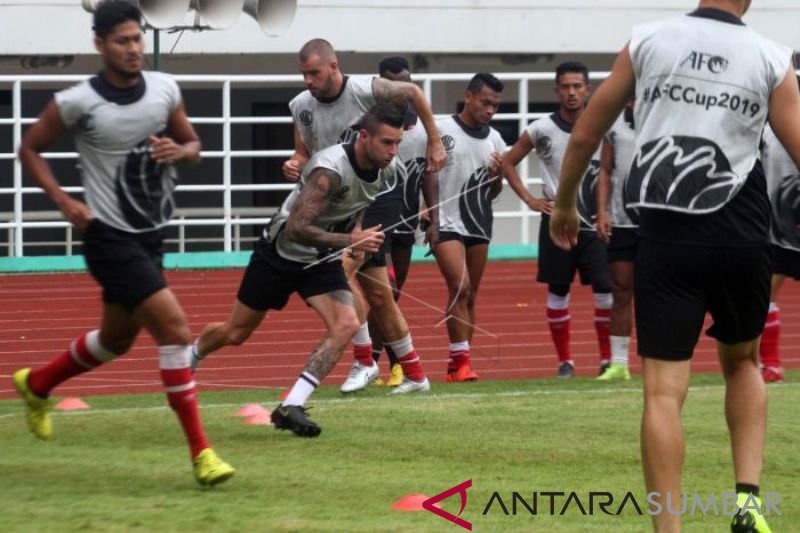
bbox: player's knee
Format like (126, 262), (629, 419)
(365, 286), (391, 309)
(335, 314), (361, 341)
(105, 337), (136, 355)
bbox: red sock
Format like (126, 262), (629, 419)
(353, 344), (374, 367)
(547, 308), (571, 363)
(594, 308), (611, 363)
(161, 367), (209, 458)
(448, 349), (469, 371)
(398, 349), (426, 381)
(760, 306), (781, 368)
(28, 332), (105, 397)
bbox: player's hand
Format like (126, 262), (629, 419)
(595, 210), (612, 244)
(527, 196), (554, 215)
(149, 136), (184, 163)
(282, 159), (303, 182)
(488, 151), (503, 178)
(424, 221), (439, 251)
(350, 224), (385, 253)
(57, 196), (94, 231)
(549, 206), (579, 251)
(426, 137), (448, 173)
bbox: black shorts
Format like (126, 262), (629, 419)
(635, 240), (770, 361)
(363, 190), (402, 260)
(537, 215), (611, 288)
(362, 231), (392, 269)
(392, 231), (416, 248)
(83, 220), (167, 312)
(770, 244), (800, 280)
(438, 231), (490, 248)
(607, 227), (639, 263)
(237, 238), (351, 312)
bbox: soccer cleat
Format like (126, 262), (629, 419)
(389, 377), (431, 394)
(444, 363), (479, 383)
(761, 366), (783, 383)
(272, 404), (322, 438)
(596, 363), (631, 381)
(340, 361), (380, 393)
(12, 368), (53, 440)
(386, 363), (404, 387)
(598, 360), (611, 376)
(372, 377), (386, 386)
(557, 362), (575, 379)
(730, 493), (772, 533)
(192, 448), (235, 487)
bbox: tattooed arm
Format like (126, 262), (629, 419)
(372, 77), (446, 173)
(284, 167), (384, 252)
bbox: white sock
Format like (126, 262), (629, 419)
(282, 372), (319, 407)
(352, 322), (371, 346)
(449, 340), (470, 353)
(610, 336), (630, 365)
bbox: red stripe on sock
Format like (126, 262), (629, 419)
(547, 308), (571, 363)
(28, 332), (103, 397)
(594, 308), (611, 361)
(160, 368), (209, 458)
(353, 344), (374, 367)
(760, 310), (781, 368)
(398, 349), (425, 381)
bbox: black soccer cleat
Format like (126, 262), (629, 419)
(272, 404), (322, 438)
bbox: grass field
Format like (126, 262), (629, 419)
(1, 372), (797, 533)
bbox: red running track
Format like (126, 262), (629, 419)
(1, 261), (798, 398)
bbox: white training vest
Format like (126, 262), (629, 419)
(288, 76), (376, 156)
(55, 71), (181, 233)
(526, 113), (601, 229)
(395, 119), (428, 235)
(761, 124), (800, 251)
(437, 116), (507, 240)
(627, 13), (792, 214)
(604, 113), (637, 228)
(267, 143), (400, 263)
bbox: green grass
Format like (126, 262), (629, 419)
(1, 372), (798, 532)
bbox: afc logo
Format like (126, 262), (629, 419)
(77, 113), (95, 132)
(299, 110), (313, 126)
(442, 135), (456, 152)
(681, 51), (729, 74)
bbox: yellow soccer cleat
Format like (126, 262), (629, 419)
(193, 448), (235, 487)
(730, 493), (772, 533)
(596, 363), (631, 381)
(12, 368), (53, 440)
(386, 363), (405, 387)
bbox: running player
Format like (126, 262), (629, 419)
(502, 62), (612, 379)
(758, 121), (800, 383)
(550, 1), (798, 530)
(433, 73), (506, 382)
(193, 104), (428, 438)
(594, 100), (637, 381)
(12, 1), (234, 486)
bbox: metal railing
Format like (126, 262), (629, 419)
(0, 72), (605, 257)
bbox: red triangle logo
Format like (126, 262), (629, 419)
(422, 479), (472, 531)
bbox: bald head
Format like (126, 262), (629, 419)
(299, 38), (336, 63)
(698, 0), (751, 16)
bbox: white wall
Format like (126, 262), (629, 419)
(1, 0), (799, 58)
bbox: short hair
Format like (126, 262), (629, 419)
(92, 1), (142, 39)
(467, 73), (504, 94)
(378, 56), (411, 77)
(360, 103), (405, 135)
(299, 38), (336, 63)
(555, 61), (590, 85)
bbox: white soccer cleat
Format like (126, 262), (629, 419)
(340, 361), (380, 393)
(389, 377), (431, 395)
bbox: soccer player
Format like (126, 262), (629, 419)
(359, 56), (438, 388)
(193, 104), (427, 438)
(12, 1), (234, 486)
(550, 1), (798, 531)
(433, 73), (506, 382)
(276, 39), (445, 394)
(594, 100), (637, 381)
(759, 122), (800, 383)
(502, 62), (612, 379)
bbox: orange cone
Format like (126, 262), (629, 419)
(391, 494), (432, 512)
(244, 412), (272, 425)
(236, 404), (268, 417)
(55, 398), (90, 411)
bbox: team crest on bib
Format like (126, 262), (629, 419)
(338, 124), (360, 145)
(626, 136), (739, 212)
(577, 160), (600, 227)
(299, 110), (313, 126)
(442, 135), (456, 152)
(535, 135), (553, 160)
